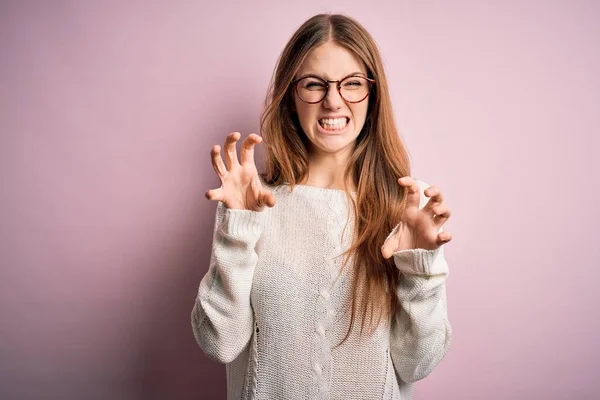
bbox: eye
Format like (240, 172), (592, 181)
(304, 81), (326, 90)
(346, 81), (362, 86)
(342, 80), (364, 89)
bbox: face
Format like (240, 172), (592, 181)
(292, 41), (370, 160)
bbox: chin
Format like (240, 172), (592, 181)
(313, 136), (357, 155)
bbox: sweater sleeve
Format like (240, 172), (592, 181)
(388, 180), (452, 383)
(191, 201), (266, 363)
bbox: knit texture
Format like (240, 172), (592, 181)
(191, 179), (451, 399)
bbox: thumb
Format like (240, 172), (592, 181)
(261, 191), (276, 208)
(381, 227), (400, 260)
(381, 224), (401, 259)
(381, 237), (398, 259)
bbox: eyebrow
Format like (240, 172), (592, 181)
(295, 71), (367, 80)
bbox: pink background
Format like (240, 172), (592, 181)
(1, 1), (599, 399)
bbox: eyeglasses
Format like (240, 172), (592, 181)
(291, 74), (376, 104)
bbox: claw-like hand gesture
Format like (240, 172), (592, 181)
(381, 176), (453, 259)
(205, 132), (276, 211)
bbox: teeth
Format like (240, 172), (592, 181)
(319, 117), (348, 130)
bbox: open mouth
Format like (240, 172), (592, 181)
(318, 117), (349, 131)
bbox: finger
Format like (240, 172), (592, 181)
(223, 132), (241, 169)
(398, 176), (420, 209)
(422, 185), (442, 213)
(436, 231), (452, 246)
(424, 185), (444, 203)
(261, 191), (276, 208)
(381, 236), (398, 259)
(240, 133), (262, 165)
(210, 145), (228, 179)
(381, 223), (402, 259)
(432, 205), (451, 226)
(205, 187), (224, 202)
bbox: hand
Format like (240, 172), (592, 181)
(381, 176), (453, 259)
(205, 132), (276, 211)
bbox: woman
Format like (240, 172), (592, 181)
(191, 13), (453, 399)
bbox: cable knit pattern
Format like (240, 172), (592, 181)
(191, 180), (451, 399)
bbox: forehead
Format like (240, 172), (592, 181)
(296, 41), (366, 79)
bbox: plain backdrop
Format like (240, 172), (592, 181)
(1, 0), (599, 399)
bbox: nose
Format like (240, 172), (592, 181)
(322, 83), (343, 110)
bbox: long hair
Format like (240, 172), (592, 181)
(260, 13), (411, 346)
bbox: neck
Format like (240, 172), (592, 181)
(301, 146), (356, 191)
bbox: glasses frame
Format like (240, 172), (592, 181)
(291, 73), (376, 104)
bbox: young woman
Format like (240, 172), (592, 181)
(192, 13), (453, 399)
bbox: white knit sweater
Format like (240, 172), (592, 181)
(191, 179), (451, 399)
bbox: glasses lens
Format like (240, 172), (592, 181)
(295, 76), (372, 103)
(339, 76), (370, 102)
(296, 77), (328, 103)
